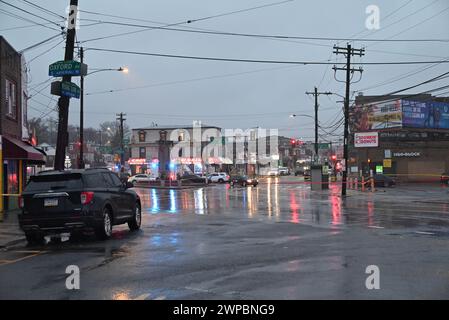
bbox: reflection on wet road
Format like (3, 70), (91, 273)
(134, 178), (449, 231)
(2, 177), (449, 299)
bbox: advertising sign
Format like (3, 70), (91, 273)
(383, 159), (392, 168)
(402, 100), (449, 129)
(352, 99), (402, 131)
(354, 132), (379, 147)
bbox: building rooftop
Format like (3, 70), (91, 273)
(133, 124), (221, 130)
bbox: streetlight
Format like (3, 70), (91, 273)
(289, 113), (314, 119)
(79, 46), (128, 168)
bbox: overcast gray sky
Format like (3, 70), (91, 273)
(1, 0), (449, 141)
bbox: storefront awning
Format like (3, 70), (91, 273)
(2, 136), (45, 163)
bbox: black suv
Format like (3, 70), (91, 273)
(19, 168), (141, 244)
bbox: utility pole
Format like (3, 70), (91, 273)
(333, 44), (364, 196)
(116, 113), (126, 167)
(79, 46), (84, 169)
(306, 87), (332, 163)
(98, 129), (102, 147)
(54, 0), (78, 170)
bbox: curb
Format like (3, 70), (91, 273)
(0, 237), (26, 249)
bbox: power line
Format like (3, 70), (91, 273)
(78, 0), (295, 44)
(0, 8), (61, 32)
(79, 18), (449, 43)
(27, 39), (65, 63)
(355, 57), (449, 92)
(384, 71), (449, 95)
(84, 47), (449, 66)
(18, 0), (66, 20)
(86, 65), (300, 95)
(19, 33), (63, 53)
(0, 20), (64, 31)
(0, 0), (63, 28)
(361, 0), (442, 40)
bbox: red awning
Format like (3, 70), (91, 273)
(2, 136), (45, 163)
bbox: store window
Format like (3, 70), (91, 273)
(7, 160), (18, 195)
(5, 78), (17, 119)
(139, 147), (146, 159)
(178, 131), (184, 141)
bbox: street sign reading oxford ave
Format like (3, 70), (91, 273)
(51, 81), (80, 99)
(49, 60), (88, 77)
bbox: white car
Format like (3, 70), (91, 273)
(128, 174), (158, 185)
(267, 169), (279, 176)
(207, 172), (230, 183)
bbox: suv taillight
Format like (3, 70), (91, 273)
(18, 195), (24, 208)
(81, 192), (94, 205)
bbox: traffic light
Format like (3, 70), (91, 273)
(291, 139), (296, 145)
(331, 155), (337, 161)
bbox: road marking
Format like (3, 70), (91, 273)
(154, 295), (166, 300)
(368, 226), (384, 229)
(0, 251), (46, 267)
(415, 231), (435, 235)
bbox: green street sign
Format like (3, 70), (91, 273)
(49, 60), (88, 77)
(317, 143), (330, 150)
(99, 146), (112, 154)
(60, 81), (80, 98)
(50, 81), (80, 99)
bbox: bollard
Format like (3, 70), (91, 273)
(371, 177), (375, 192)
(362, 176), (365, 192)
(354, 178), (358, 190)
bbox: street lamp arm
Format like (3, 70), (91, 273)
(87, 68), (126, 76)
(290, 113), (314, 119)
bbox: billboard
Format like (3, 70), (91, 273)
(354, 132), (379, 147)
(351, 99), (402, 132)
(402, 100), (449, 129)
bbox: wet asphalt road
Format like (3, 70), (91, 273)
(1, 177), (449, 299)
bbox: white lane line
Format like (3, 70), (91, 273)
(415, 231), (435, 235)
(368, 226), (384, 229)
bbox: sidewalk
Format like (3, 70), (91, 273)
(0, 209), (25, 248)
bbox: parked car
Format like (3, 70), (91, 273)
(207, 172), (230, 183)
(128, 174), (158, 185)
(180, 174), (208, 184)
(18, 168), (141, 245)
(267, 169), (279, 176)
(279, 167), (290, 176)
(441, 172), (449, 184)
(230, 175), (258, 187)
(372, 174), (396, 187)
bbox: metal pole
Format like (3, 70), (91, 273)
(54, 0), (78, 170)
(79, 46), (84, 169)
(314, 87), (319, 160)
(342, 44), (351, 196)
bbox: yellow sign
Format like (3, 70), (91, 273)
(383, 159), (392, 168)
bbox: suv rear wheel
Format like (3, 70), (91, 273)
(128, 202), (141, 231)
(25, 232), (44, 246)
(218, 178), (224, 183)
(95, 207), (113, 240)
